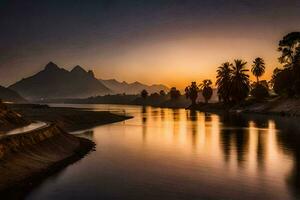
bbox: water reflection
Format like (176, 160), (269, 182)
(274, 117), (300, 198)
(172, 109), (180, 121)
(27, 105), (300, 200)
(172, 109), (180, 140)
(141, 106), (147, 142)
(135, 108), (299, 198)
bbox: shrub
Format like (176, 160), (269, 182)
(250, 84), (269, 100)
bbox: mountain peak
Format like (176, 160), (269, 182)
(44, 62), (59, 71)
(71, 65), (87, 74)
(132, 81), (142, 85)
(9, 63), (111, 99)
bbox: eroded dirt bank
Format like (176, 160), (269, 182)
(0, 103), (29, 134)
(0, 123), (95, 198)
(7, 103), (132, 131)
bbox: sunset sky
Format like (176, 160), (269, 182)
(1, 0), (300, 89)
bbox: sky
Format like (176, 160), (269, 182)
(0, 0), (300, 89)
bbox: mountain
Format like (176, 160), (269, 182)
(9, 62), (111, 100)
(0, 86), (27, 103)
(100, 79), (169, 94)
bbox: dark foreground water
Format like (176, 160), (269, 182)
(26, 104), (300, 200)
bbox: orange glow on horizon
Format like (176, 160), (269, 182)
(89, 34), (280, 89)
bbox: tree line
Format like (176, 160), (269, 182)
(140, 32), (300, 108)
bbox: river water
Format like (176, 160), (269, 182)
(26, 104), (300, 200)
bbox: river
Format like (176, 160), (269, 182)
(26, 104), (300, 200)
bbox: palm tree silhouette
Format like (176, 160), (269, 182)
(216, 62), (233, 103)
(231, 59), (250, 102)
(185, 82), (199, 106)
(251, 57), (265, 83)
(199, 79), (213, 103)
(170, 87), (181, 100)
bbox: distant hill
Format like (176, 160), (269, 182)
(9, 61), (169, 100)
(9, 62), (111, 100)
(100, 79), (169, 94)
(0, 86), (27, 103)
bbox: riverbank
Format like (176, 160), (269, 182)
(36, 95), (192, 109)
(240, 98), (300, 116)
(7, 103), (132, 131)
(0, 103), (30, 134)
(31, 97), (300, 118)
(0, 103), (132, 199)
(0, 123), (95, 199)
(191, 97), (300, 117)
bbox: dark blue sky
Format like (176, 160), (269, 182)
(1, 0), (300, 87)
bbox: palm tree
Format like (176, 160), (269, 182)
(251, 57), (265, 83)
(185, 82), (199, 106)
(230, 59), (250, 102)
(216, 62), (232, 103)
(170, 87), (181, 100)
(199, 79), (213, 103)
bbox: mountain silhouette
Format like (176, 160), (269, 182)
(9, 62), (111, 100)
(9, 62), (169, 100)
(100, 79), (169, 94)
(0, 85), (27, 103)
